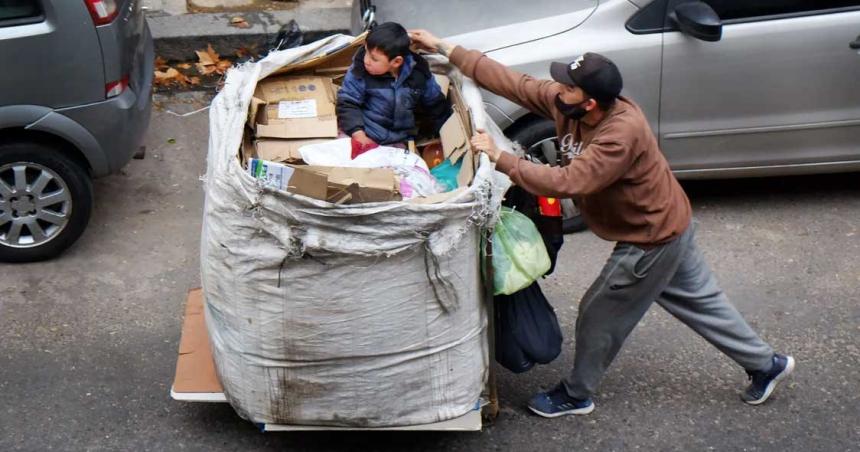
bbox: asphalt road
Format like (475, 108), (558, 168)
(1, 92), (858, 451)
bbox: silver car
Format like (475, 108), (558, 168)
(0, 0), (154, 261)
(354, 0), (860, 232)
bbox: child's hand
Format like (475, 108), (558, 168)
(350, 131), (379, 159)
(470, 129), (502, 162)
(352, 130), (376, 147)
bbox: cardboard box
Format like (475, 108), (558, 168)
(238, 33), (479, 203)
(250, 76), (339, 140)
(248, 158), (329, 200)
(245, 155), (400, 204)
(254, 138), (329, 163)
(255, 164), (401, 204)
(311, 166), (402, 203)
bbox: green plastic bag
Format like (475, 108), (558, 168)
(488, 207), (552, 295)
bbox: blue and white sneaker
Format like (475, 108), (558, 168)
(742, 353), (795, 405)
(528, 383), (594, 418)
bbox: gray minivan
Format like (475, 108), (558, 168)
(0, 0), (153, 262)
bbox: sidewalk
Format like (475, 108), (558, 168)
(144, 0), (353, 61)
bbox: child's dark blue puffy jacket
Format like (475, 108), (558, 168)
(336, 47), (451, 145)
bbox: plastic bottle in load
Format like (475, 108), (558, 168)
(421, 142), (445, 169)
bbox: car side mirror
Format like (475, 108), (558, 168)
(670, 1), (722, 42)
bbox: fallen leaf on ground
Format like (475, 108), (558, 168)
(215, 59), (232, 74)
(196, 62), (217, 76)
(154, 67), (193, 87)
(195, 44), (231, 75)
(177, 63), (192, 70)
(154, 56), (169, 70)
(154, 68), (180, 85)
(229, 16), (251, 29)
(235, 45), (259, 59)
(195, 44), (219, 66)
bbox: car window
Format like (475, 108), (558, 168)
(0, 0), (41, 21)
(704, 0), (860, 21)
(367, 0), (596, 39)
(627, 0), (860, 33)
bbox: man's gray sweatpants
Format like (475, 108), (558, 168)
(563, 222), (775, 400)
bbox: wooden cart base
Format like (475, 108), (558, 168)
(171, 289), (489, 431)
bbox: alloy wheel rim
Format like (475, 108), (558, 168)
(0, 162), (72, 248)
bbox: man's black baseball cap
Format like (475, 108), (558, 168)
(550, 53), (623, 103)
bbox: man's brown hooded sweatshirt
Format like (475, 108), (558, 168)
(449, 46), (691, 247)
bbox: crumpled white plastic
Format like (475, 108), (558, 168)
(299, 138), (444, 199)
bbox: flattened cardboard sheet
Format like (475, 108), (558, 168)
(254, 138), (329, 163)
(173, 289), (222, 394)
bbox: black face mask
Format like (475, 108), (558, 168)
(555, 94), (589, 120)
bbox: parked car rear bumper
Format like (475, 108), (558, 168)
(50, 22), (154, 178)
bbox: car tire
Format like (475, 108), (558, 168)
(0, 141), (93, 262)
(506, 119), (587, 234)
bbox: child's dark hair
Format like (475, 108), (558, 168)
(366, 22), (410, 60)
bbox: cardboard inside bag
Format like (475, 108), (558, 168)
(241, 34), (478, 204)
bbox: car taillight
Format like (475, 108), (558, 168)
(538, 197), (562, 217)
(84, 0), (119, 25)
(105, 76), (129, 98)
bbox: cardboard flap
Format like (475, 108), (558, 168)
(433, 74), (450, 97)
(248, 97), (267, 130)
(250, 159), (329, 200)
(324, 166), (397, 191)
(457, 148), (476, 188)
(297, 165), (401, 203)
(440, 107), (469, 162)
(255, 138), (328, 163)
(408, 187), (467, 204)
(272, 33), (368, 76)
(287, 166), (329, 200)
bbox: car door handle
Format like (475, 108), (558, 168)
(850, 35), (860, 49)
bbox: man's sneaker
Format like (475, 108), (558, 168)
(742, 354), (795, 405)
(528, 383), (595, 418)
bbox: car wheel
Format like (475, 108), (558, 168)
(506, 119), (587, 234)
(0, 141), (93, 262)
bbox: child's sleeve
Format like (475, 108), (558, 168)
(336, 69), (366, 136)
(421, 75), (453, 134)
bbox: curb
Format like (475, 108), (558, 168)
(148, 7), (352, 61)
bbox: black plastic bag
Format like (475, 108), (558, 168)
(269, 20), (303, 53)
(494, 281), (563, 373)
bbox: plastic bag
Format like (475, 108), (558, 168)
(394, 165), (444, 198)
(494, 281), (563, 373)
(299, 139), (441, 199)
(429, 158), (462, 192)
(488, 207), (551, 295)
(501, 185), (564, 275)
(299, 138), (428, 169)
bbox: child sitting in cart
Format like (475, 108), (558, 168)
(336, 22), (451, 159)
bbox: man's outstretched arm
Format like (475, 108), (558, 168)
(409, 29), (559, 120)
